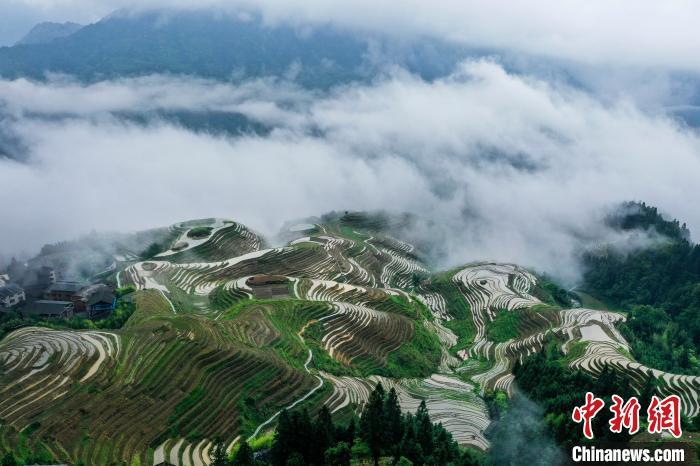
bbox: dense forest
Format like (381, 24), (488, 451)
(583, 202), (700, 374)
(201, 384), (481, 466)
(512, 341), (657, 446)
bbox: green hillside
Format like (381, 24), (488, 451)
(1, 211), (699, 465)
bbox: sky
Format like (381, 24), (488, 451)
(1, 1), (699, 283)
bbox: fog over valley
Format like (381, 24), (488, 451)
(2, 3), (700, 466)
(0, 2), (699, 283)
(2, 60), (700, 283)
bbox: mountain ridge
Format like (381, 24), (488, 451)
(16, 21), (83, 46)
(0, 9), (469, 87)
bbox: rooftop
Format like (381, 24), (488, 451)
(27, 300), (74, 315)
(47, 281), (86, 294)
(245, 275), (288, 286)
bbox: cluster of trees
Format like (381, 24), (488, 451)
(620, 305), (698, 374)
(353, 384), (475, 466)
(1, 448), (54, 466)
(534, 277), (574, 308)
(217, 383), (481, 466)
(187, 226), (214, 239)
(513, 341), (657, 445)
(140, 241), (165, 259)
(583, 201), (700, 375)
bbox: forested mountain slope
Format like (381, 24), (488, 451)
(0, 10), (467, 86)
(584, 202), (700, 374)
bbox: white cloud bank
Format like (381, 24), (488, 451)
(1, 61), (700, 282)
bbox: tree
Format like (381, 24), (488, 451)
(360, 383), (386, 466)
(313, 406), (335, 464)
(325, 441), (351, 466)
(290, 409), (313, 462)
(232, 441), (254, 466)
(286, 452), (305, 466)
(336, 418), (356, 447)
(350, 440), (372, 461)
(0, 453), (17, 466)
(432, 426), (459, 465)
(399, 416), (423, 466)
(458, 449), (483, 466)
(415, 400), (433, 459)
(140, 242), (162, 259)
(271, 410), (293, 466)
(210, 439), (230, 466)
(384, 387), (404, 452)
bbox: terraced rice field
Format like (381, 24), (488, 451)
(451, 263), (700, 416)
(2, 215), (698, 464)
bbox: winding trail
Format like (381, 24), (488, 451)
(247, 349), (324, 441)
(158, 289), (177, 314)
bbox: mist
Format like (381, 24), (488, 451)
(486, 394), (566, 465)
(1, 60), (700, 283)
(6, 1), (700, 73)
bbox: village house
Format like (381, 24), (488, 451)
(74, 284), (116, 319)
(22, 265), (57, 298)
(245, 274), (289, 299)
(0, 283), (25, 309)
(44, 281), (116, 319)
(45, 281), (85, 301)
(24, 300), (75, 319)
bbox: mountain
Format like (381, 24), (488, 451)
(0, 10), (469, 87)
(583, 201), (700, 375)
(15, 21), (82, 46)
(1, 211), (698, 464)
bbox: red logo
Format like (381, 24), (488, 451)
(609, 395), (640, 435)
(572, 392), (605, 439)
(573, 393), (683, 439)
(647, 395), (682, 438)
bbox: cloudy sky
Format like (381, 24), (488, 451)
(1, 1), (699, 283)
(1, 0), (699, 72)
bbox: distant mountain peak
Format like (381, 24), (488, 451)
(16, 21), (83, 46)
(0, 11), (468, 86)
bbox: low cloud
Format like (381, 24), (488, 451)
(6, 1), (700, 74)
(2, 60), (700, 283)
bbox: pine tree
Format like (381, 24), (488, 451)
(336, 418), (356, 447)
(232, 441), (254, 466)
(293, 408), (313, 462)
(313, 406), (335, 465)
(0, 453), (17, 466)
(415, 400), (433, 459)
(384, 387), (404, 461)
(400, 415), (422, 466)
(639, 377), (657, 408)
(210, 439), (230, 466)
(325, 441), (352, 466)
(360, 382), (386, 466)
(432, 426), (458, 465)
(271, 410), (293, 466)
(384, 387), (403, 450)
(286, 452), (305, 466)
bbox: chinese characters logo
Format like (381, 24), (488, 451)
(572, 392), (681, 439)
